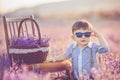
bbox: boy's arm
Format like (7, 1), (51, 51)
(92, 29), (108, 48)
(46, 54), (66, 62)
(46, 43), (73, 62)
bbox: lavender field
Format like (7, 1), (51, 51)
(0, 18), (120, 80)
(0, 0), (120, 80)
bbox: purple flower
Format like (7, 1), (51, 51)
(9, 35), (50, 48)
(0, 54), (11, 73)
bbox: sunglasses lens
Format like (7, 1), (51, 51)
(75, 32), (91, 38)
(84, 32), (91, 37)
(75, 33), (82, 38)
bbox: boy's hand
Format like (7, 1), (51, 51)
(91, 28), (108, 48)
(91, 29), (101, 37)
(46, 54), (65, 62)
(46, 57), (56, 62)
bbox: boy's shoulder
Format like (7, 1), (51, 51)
(89, 42), (105, 50)
(68, 42), (100, 49)
(89, 42), (99, 47)
(69, 42), (77, 48)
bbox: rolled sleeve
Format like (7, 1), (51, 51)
(97, 46), (109, 53)
(93, 43), (109, 54)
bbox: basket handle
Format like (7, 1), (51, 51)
(18, 18), (41, 45)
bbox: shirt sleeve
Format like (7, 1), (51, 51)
(93, 43), (109, 54)
(64, 43), (73, 59)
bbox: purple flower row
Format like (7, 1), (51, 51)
(9, 35), (50, 48)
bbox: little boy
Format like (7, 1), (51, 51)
(47, 20), (109, 80)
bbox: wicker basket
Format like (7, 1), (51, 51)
(9, 18), (49, 65)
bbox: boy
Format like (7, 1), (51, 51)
(47, 20), (109, 80)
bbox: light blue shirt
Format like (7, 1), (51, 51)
(64, 42), (109, 76)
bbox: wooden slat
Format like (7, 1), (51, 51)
(21, 25), (24, 37)
(15, 21), (19, 36)
(24, 21), (29, 37)
(12, 22), (16, 37)
(30, 16), (35, 36)
(7, 17), (30, 22)
(8, 22), (13, 38)
(2, 16), (12, 66)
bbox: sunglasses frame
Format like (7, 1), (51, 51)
(74, 32), (92, 38)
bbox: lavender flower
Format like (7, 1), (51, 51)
(9, 35), (50, 48)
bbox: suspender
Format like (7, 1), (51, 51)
(90, 48), (94, 68)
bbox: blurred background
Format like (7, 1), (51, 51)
(0, 0), (120, 55)
(0, 1), (120, 79)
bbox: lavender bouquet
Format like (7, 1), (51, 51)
(8, 35), (50, 64)
(9, 35), (50, 48)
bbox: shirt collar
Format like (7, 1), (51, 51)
(72, 41), (93, 49)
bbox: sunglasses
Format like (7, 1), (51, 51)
(74, 32), (91, 38)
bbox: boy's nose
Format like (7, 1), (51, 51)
(81, 35), (86, 38)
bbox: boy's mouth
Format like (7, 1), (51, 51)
(81, 40), (86, 42)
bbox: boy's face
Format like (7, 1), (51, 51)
(72, 29), (91, 46)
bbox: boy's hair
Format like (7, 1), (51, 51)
(72, 20), (92, 34)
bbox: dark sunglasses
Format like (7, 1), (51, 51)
(74, 32), (91, 38)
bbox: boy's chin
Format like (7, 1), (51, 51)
(80, 42), (88, 45)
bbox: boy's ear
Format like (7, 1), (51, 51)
(71, 35), (75, 40)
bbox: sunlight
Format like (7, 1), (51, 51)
(0, 0), (69, 14)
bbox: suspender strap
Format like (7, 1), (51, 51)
(90, 48), (94, 68)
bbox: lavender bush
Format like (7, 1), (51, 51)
(3, 65), (42, 80)
(0, 54), (11, 80)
